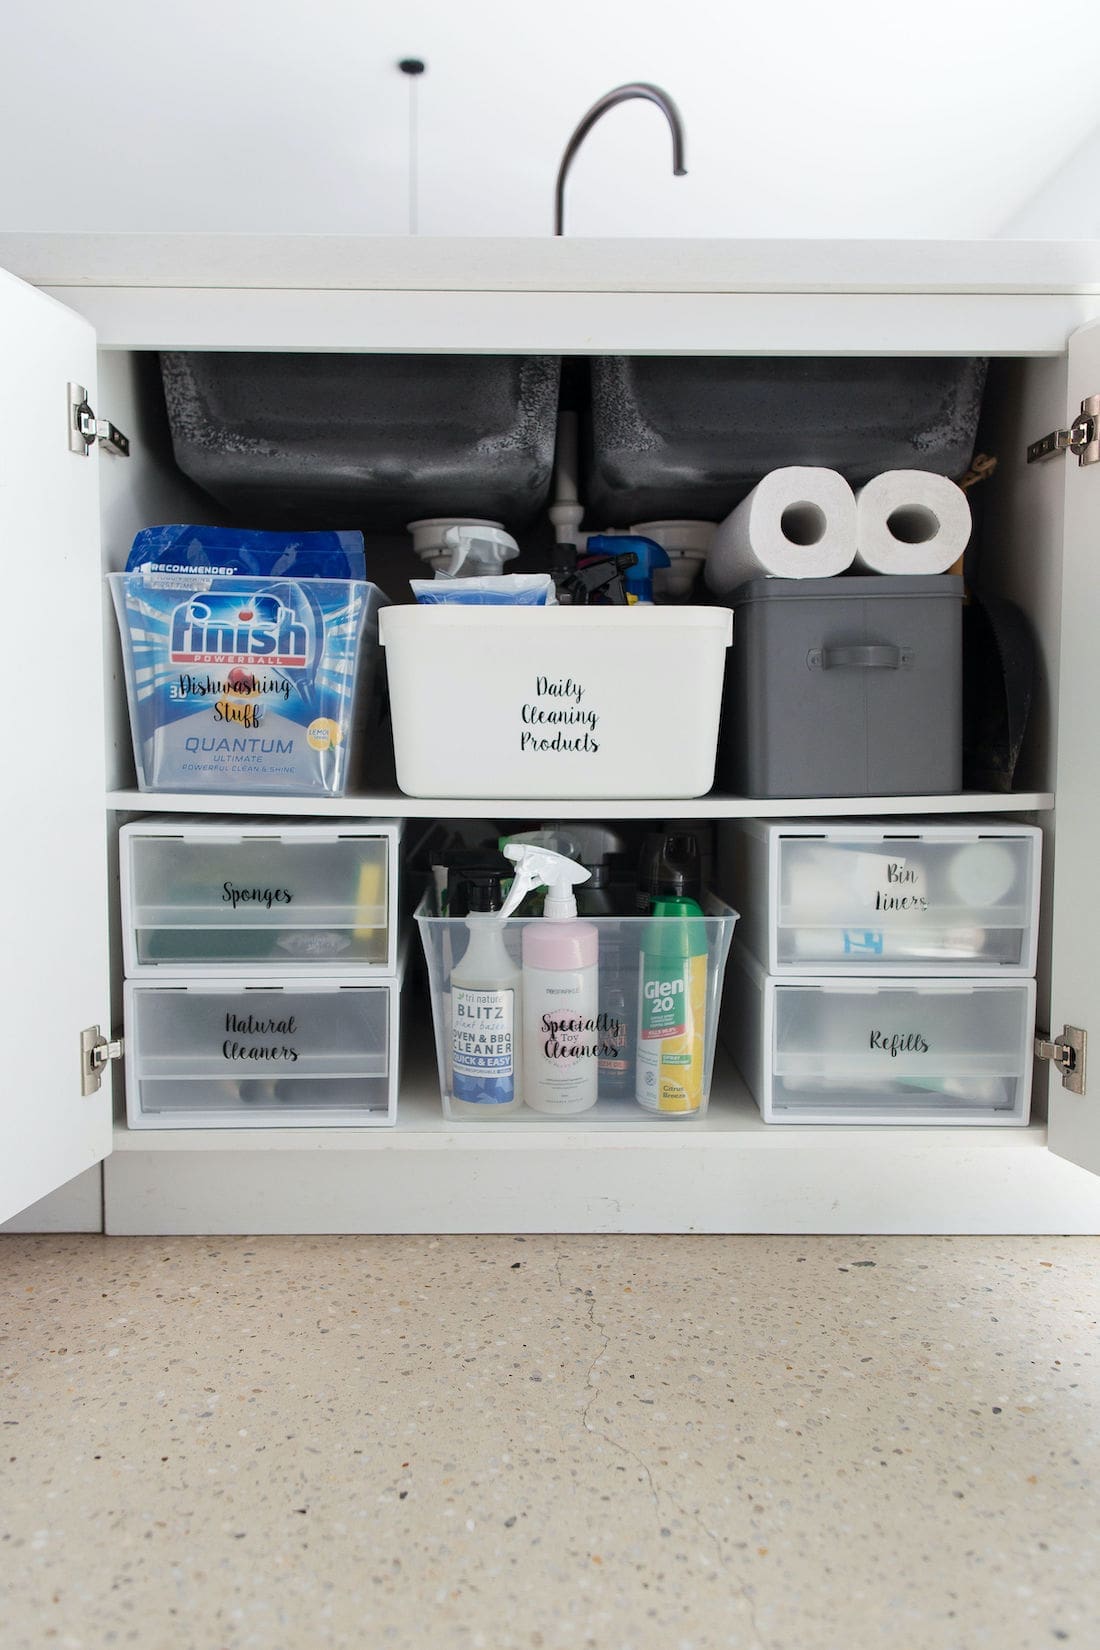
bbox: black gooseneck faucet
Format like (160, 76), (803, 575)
(553, 82), (687, 236)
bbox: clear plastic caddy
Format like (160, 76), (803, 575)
(415, 893), (738, 1123)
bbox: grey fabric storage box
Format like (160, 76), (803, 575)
(719, 575), (963, 798)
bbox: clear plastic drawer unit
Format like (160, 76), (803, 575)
(121, 819), (402, 975)
(724, 945), (1036, 1125)
(123, 974), (403, 1128)
(723, 820), (1041, 975)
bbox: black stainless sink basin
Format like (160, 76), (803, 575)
(585, 355), (987, 526)
(160, 352), (562, 530)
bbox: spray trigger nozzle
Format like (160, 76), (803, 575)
(498, 843), (590, 920)
(438, 524), (519, 579)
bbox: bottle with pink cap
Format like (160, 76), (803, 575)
(501, 845), (600, 1115)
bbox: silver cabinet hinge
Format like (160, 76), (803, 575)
(1027, 395), (1100, 466)
(80, 1025), (125, 1097)
(67, 382), (130, 458)
(1034, 1025), (1086, 1095)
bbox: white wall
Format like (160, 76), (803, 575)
(3, 0), (1100, 238)
(997, 123), (1100, 240)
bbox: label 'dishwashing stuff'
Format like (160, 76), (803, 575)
(110, 574), (371, 796)
(451, 987), (515, 1104)
(636, 957), (707, 1114)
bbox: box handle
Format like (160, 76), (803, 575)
(808, 644), (912, 671)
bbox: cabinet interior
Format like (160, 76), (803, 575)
(95, 346), (1069, 1133)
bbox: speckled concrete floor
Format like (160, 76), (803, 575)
(1, 1235), (1097, 1650)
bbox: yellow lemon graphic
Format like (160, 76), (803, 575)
(307, 717), (342, 751)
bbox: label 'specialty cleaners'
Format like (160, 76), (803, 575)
(500, 846), (600, 1115)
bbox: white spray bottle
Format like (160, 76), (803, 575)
(449, 867), (522, 1118)
(500, 845), (599, 1115)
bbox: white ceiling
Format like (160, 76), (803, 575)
(2, 0), (1099, 239)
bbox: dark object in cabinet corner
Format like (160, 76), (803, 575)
(962, 592), (1036, 792)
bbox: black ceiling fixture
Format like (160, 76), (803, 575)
(396, 59), (427, 233)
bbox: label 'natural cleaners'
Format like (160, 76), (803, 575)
(636, 895), (708, 1114)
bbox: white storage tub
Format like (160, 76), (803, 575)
(380, 605), (732, 799)
(722, 819), (1041, 975)
(121, 818), (403, 975)
(123, 971), (403, 1128)
(724, 945), (1035, 1124)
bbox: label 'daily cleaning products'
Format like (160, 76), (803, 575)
(451, 987), (516, 1105)
(111, 574), (371, 795)
(636, 955), (707, 1114)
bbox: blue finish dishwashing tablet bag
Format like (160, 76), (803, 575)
(110, 526), (386, 796)
(126, 524), (367, 582)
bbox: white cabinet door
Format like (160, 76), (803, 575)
(1047, 316), (1100, 1177)
(0, 269), (111, 1222)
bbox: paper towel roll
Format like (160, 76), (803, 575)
(705, 467), (857, 594)
(854, 470), (971, 574)
(947, 842), (1017, 907)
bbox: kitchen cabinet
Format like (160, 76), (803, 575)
(2, 233), (1100, 1235)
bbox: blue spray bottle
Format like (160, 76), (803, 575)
(585, 535), (671, 604)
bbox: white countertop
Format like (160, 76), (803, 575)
(2, 233), (1100, 294)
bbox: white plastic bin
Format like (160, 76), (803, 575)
(121, 819), (403, 975)
(381, 606), (733, 799)
(722, 820), (1041, 975)
(415, 892), (737, 1122)
(724, 944), (1035, 1124)
(123, 972), (403, 1128)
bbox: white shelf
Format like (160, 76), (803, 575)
(104, 1050), (1100, 1235)
(106, 1045), (1100, 1236)
(107, 789), (1055, 821)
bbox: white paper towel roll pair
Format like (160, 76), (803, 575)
(705, 467), (971, 594)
